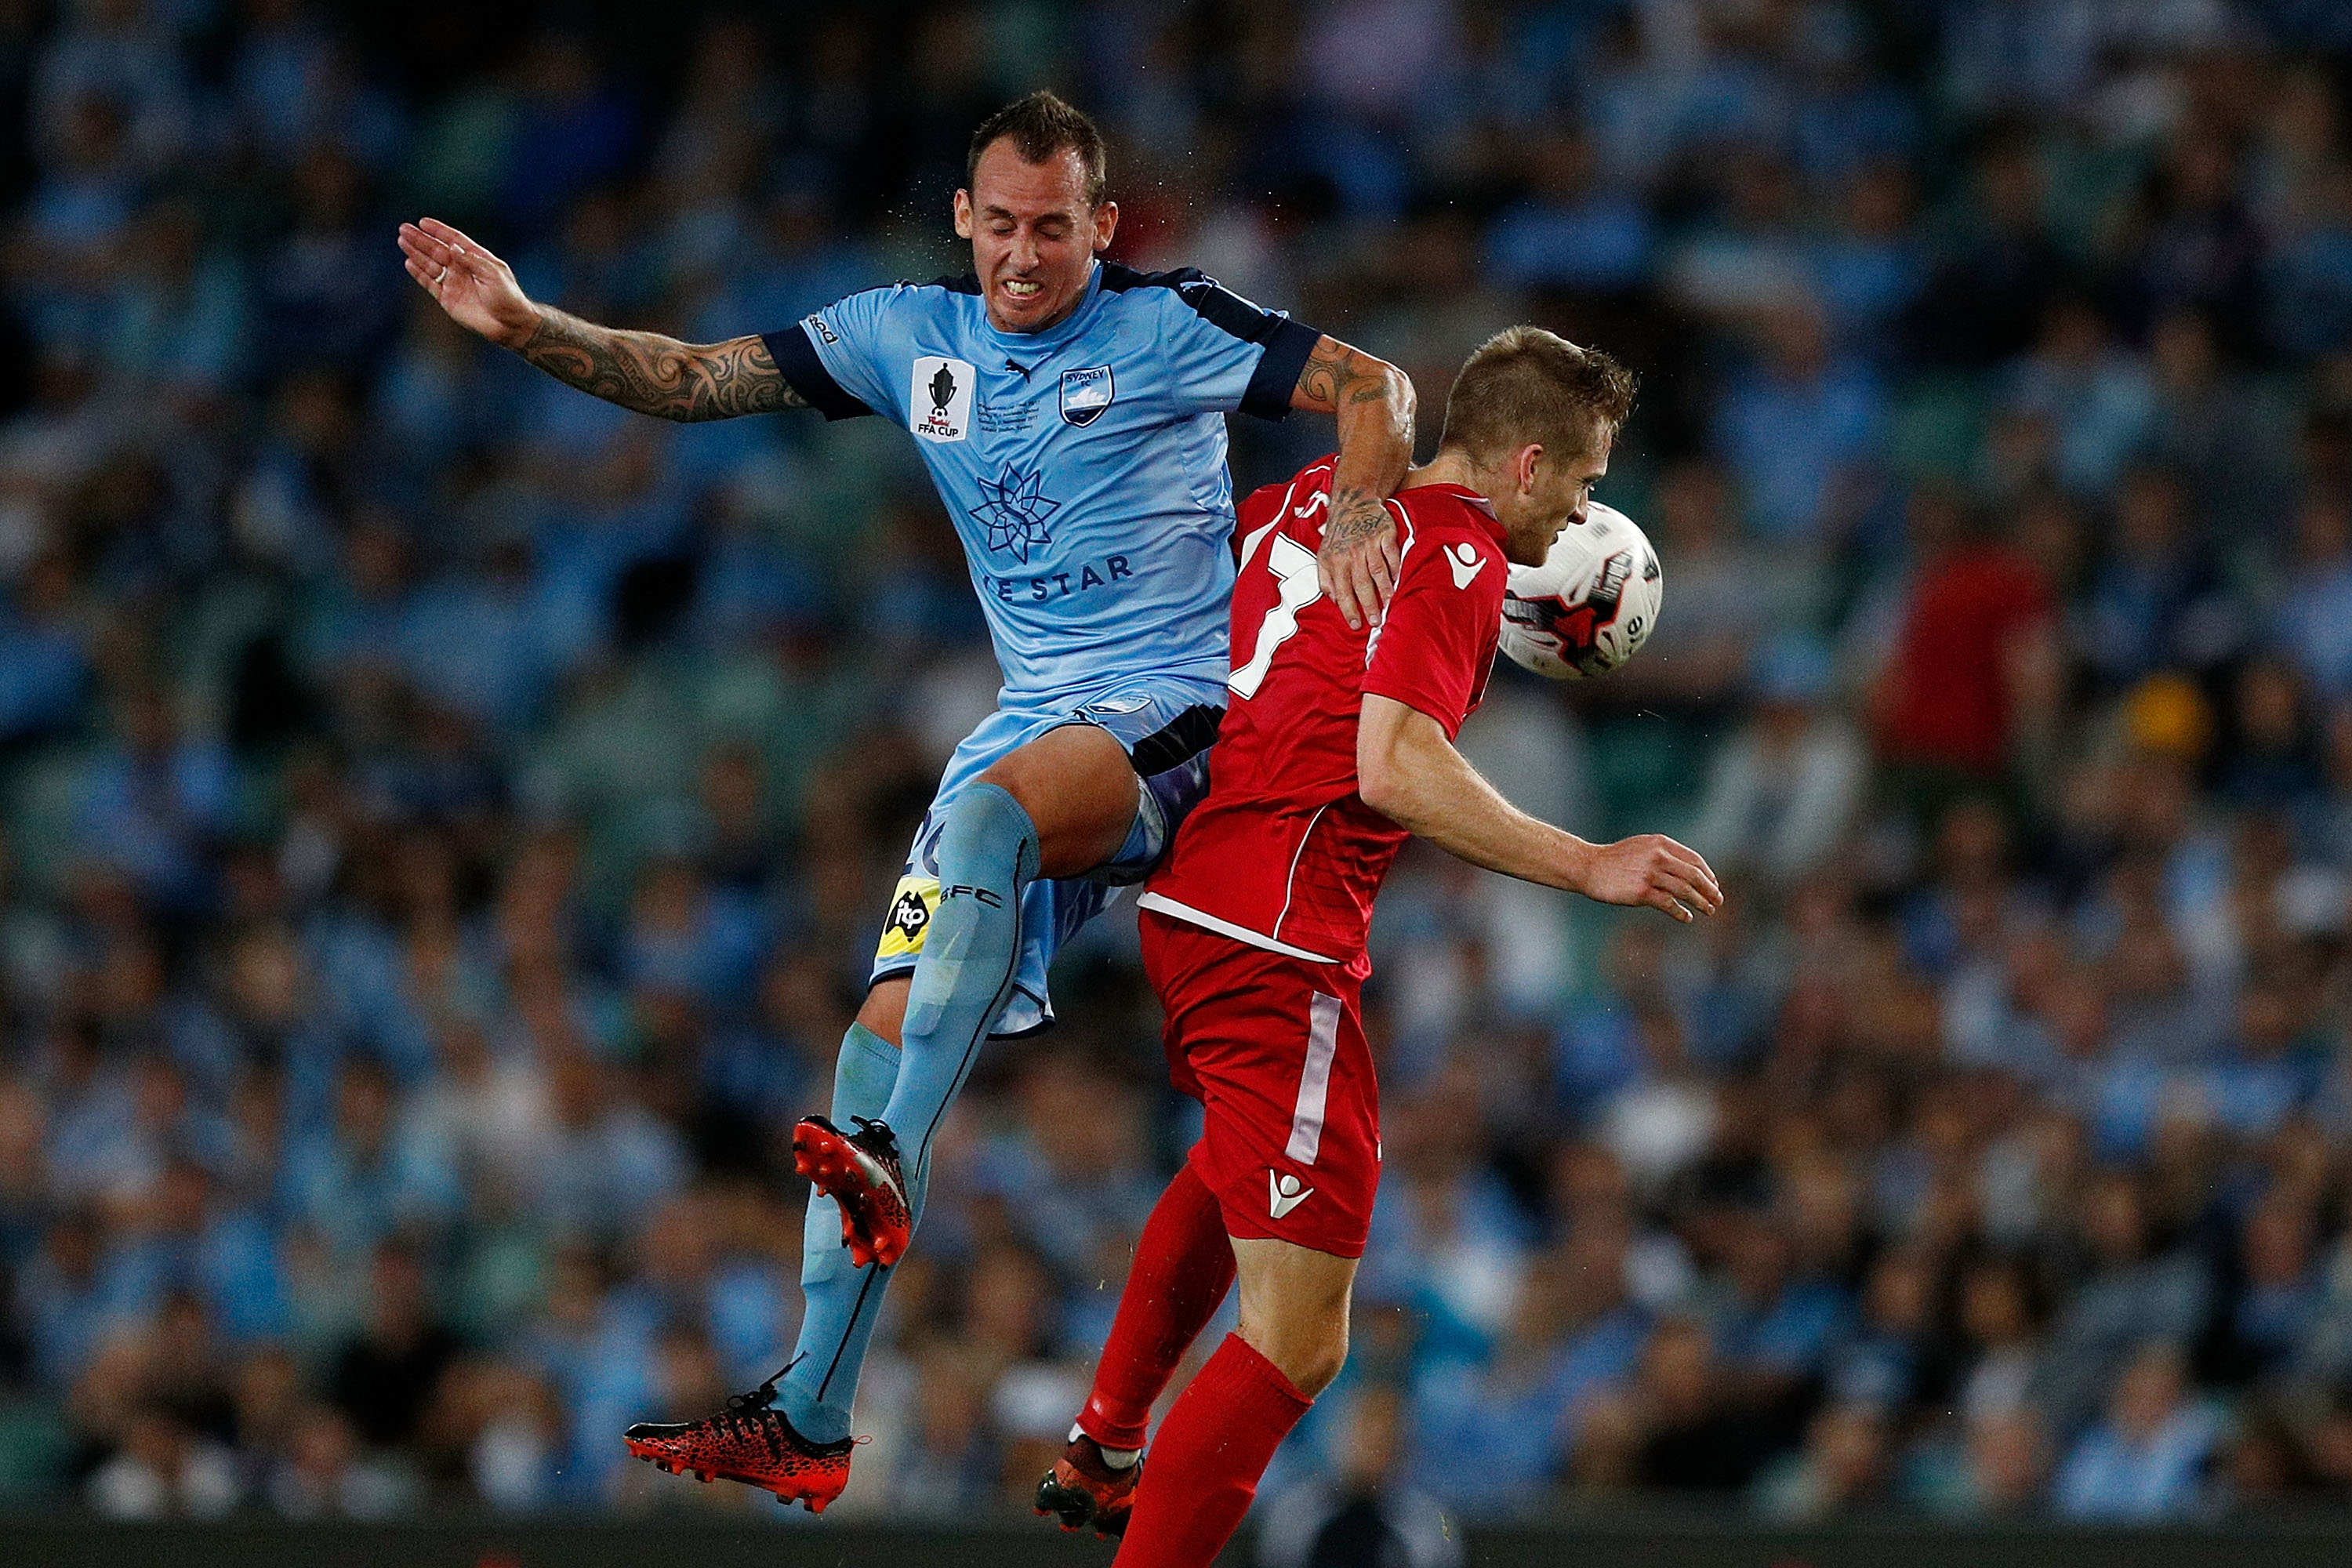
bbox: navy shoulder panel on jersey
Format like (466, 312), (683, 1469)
(1098, 262), (1321, 421)
(763, 323), (872, 421)
(760, 278), (983, 423)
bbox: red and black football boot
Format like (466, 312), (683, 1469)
(793, 1114), (913, 1269)
(1034, 1432), (1144, 1538)
(622, 1372), (856, 1513)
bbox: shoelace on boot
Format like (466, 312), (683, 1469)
(846, 1116), (901, 1163)
(705, 1364), (796, 1457)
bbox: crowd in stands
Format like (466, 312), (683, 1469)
(9, 0), (2352, 1533)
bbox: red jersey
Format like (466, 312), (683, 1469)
(1139, 456), (1507, 964)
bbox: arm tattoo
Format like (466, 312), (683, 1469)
(1295, 339), (1361, 408)
(517, 310), (807, 421)
(1296, 338), (1406, 413)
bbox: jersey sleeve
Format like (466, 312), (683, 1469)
(1362, 521), (1506, 739)
(760, 287), (898, 423)
(1154, 271), (1321, 422)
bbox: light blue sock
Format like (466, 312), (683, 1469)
(777, 784), (1037, 1442)
(879, 782), (1039, 1209)
(779, 1021), (898, 1443)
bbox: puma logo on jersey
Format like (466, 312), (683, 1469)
(1446, 542), (1485, 589)
(1269, 1171), (1314, 1220)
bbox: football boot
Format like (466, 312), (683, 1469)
(794, 1114), (913, 1269)
(623, 1373), (855, 1513)
(1035, 1432), (1144, 1538)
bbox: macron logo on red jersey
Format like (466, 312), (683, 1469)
(1445, 542), (1485, 589)
(1269, 1171), (1315, 1219)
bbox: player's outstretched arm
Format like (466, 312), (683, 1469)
(1356, 694), (1722, 921)
(397, 218), (806, 423)
(1293, 336), (1414, 632)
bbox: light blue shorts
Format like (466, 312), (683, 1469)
(868, 673), (1225, 1036)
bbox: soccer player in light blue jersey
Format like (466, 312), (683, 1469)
(397, 91), (1414, 1511)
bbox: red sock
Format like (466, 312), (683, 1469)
(1112, 1334), (1312, 1567)
(1080, 1160), (1236, 1451)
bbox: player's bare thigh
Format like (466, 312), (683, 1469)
(1232, 1235), (1359, 1396)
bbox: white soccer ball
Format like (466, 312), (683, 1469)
(1497, 501), (1662, 681)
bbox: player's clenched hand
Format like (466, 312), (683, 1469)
(397, 218), (540, 350)
(1573, 833), (1723, 923)
(1317, 488), (1399, 630)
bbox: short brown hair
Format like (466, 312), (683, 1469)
(967, 90), (1109, 207)
(1437, 327), (1636, 464)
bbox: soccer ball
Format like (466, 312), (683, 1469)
(1497, 501), (1661, 680)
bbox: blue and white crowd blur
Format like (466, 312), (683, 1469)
(10, 0), (2352, 1531)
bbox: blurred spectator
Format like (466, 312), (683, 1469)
(2274, 490), (2352, 699)
(1485, 132), (1652, 296)
(1753, 1401), (1893, 1519)
(2053, 1341), (2220, 1519)
(1713, 297), (1886, 543)
(1690, 634), (1867, 890)
(324, 1243), (460, 1451)
(1868, 485), (2056, 796)
(2005, 297), (2154, 500)
(1618, 1316), (1797, 1495)
(2033, 1172), (2213, 1433)
(1904, 136), (2069, 368)
(2082, 467), (2245, 688)
(1258, 1385), (1462, 1568)
(1408, 1229), (1646, 1513)
(1915, 1407), (2053, 1517)
(85, 1403), (237, 1519)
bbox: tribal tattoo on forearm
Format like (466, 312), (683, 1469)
(1296, 338), (1406, 412)
(517, 310), (806, 422)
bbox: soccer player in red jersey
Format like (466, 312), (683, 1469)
(1033, 328), (1722, 1559)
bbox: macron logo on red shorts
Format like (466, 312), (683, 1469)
(1269, 1171), (1315, 1220)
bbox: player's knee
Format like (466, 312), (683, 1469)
(938, 778), (1040, 862)
(1298, 1343), (1348, 1398)
(1288, 1319), (1349, 1398)
(1250, 1313), (1348, 1398)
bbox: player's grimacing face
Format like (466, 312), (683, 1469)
(1498, 435), (1611, 567)
(953, 141), (1117, 334)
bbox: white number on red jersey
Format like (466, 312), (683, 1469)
(1229, 532), (1322, 699)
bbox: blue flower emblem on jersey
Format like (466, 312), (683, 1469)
(971, 463), (1060, 563)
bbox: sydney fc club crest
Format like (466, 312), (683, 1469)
(971, 463), (1060, 563)
(909, 354), (974, 443)
(1059, 365), (1115, 427)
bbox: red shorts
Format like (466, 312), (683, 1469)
(1139, 909), (1381, 1258)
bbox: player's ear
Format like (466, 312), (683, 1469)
(1092, 199), (1119, 254)
(953, 188), (975, 241)
(1515, 442), (1545, 497)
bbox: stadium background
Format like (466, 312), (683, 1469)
(9, 0), (2352, 1557)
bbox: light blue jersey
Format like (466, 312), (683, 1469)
(761, 259), (1319, 1036)
(761, 261), (1319, 704)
